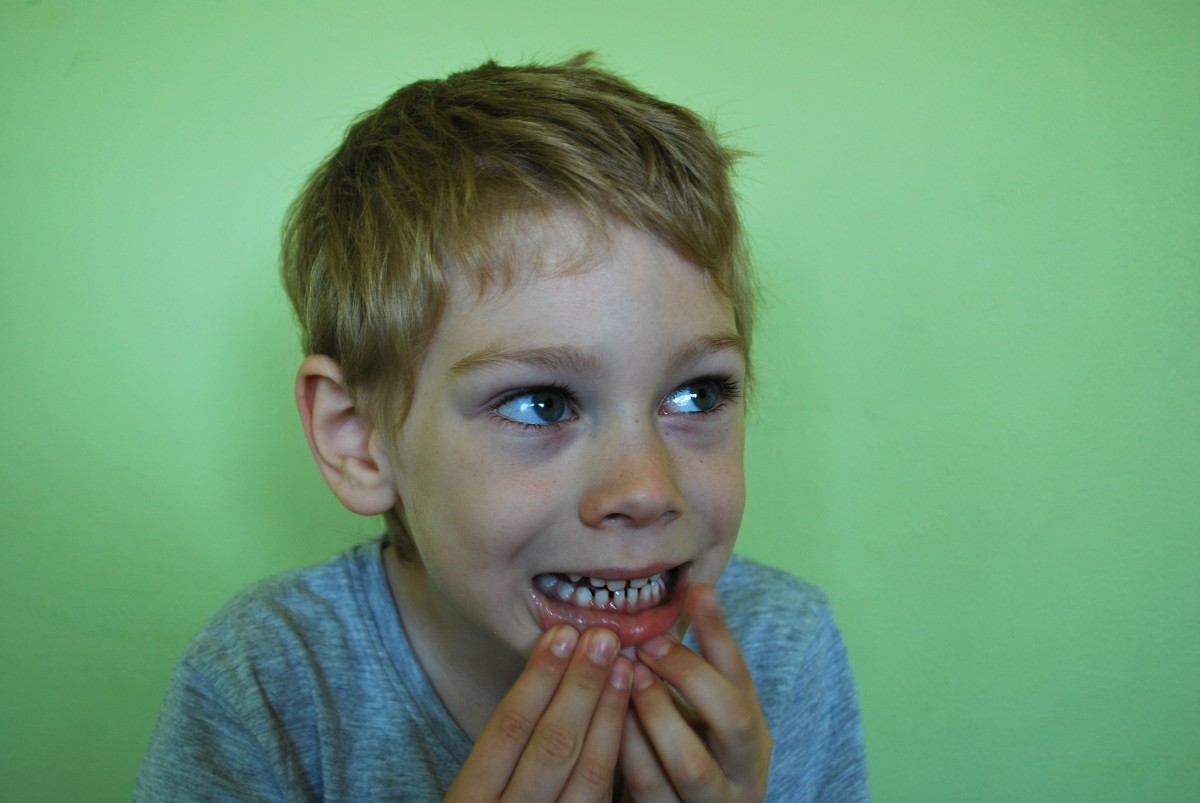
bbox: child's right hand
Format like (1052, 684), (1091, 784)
(446, 625), (632, 802)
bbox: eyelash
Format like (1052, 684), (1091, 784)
(680, 376), (743, 416)
(487, 375), (742, 432)
(488, 382), (579, 432)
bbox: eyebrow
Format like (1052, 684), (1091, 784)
(450, 345), (600, 376)
(672, 332), (748, 368)
(449, 332), (746, 377)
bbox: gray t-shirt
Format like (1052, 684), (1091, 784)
(135, 542), (867, 801)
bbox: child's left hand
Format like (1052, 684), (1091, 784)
(618, 584), (772, 802)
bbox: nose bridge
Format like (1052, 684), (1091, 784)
(579, 415), (683, 528)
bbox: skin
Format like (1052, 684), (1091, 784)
(297, 212), (771, 800)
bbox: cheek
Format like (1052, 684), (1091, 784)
(404, 444), (563, 564)
(687, 440), (746, 536)
(707, 469), (747, 534)
(684, 456), (744, 588)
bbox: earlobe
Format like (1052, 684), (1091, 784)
(295, 355), (398, 515)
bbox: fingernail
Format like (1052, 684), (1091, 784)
(632, 662), (656, 691)
(639, 635), (671, 659)
(609, 658), (632, 690)
(549, 626), (577, 658)
(586, 629), (618, 666)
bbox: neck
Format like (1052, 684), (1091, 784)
(381, 545), (525, 740)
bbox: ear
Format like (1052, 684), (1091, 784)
(295, 354), (398, 515)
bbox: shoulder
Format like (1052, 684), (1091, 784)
(713, 555), (843, 699)
(716, 556), (868, 801)
(178, 541), (383, 701)
(716, 554), (835, 660)
(203, 544), (368, 633)
(136, 541), (400, 800)
(717, 553), (830, 611)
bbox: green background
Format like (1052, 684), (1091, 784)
(2, 2), (1197, 800)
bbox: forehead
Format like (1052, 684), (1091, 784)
(441, 212), (736, 345)
(453, 207), (614, 298)
(451, 210), (724, 312)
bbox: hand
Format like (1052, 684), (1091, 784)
(618, 585), (772, 802)
(446, 626), (634, 802)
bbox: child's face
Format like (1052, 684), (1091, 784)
(387, 213), (745, 662)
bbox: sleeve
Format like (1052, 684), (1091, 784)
(767, 605), (869, 802)
(133, 660), (294, 803)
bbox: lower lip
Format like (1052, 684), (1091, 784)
(529, 565), (690, 647)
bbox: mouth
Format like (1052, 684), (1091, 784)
(529, 563), (690, 647)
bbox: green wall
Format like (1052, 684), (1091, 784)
(2, 2), (1196, 800)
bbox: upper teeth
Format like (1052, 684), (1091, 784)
(536, 571), (668, 611)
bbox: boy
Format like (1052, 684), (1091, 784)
(137, 55), (867, 801)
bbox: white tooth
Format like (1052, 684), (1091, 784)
(651, 582), (663, 603)
(640, 585), (655, 604)
(626, 591), (639, 611)
(567, 574), (582, 583)
(556, 582), (575, 601)
(613, 589), (625, 608)
(537, 575), (558, 592)
(650, 573), (662, 584)
(574, 586), (593, 607)
(594, 588), (610, 607)
(629, 576), (648, 589)
(605, 578), (626, 591)
(589, 576), (606, 587)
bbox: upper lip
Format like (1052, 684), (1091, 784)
(539, 562), (683, 581)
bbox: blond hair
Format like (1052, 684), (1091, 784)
(281, 54), (754, 558)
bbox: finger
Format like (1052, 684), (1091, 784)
(636, 633), (769, 790)
(619, 708), (680, 803)
(557, 655), (634, 802)
(629, 662), (729, 803)
(504, 628), (621, 799)
(642, 585), (765, 769)
(449, 626), (578, 800)
(686, 585), (756, 695)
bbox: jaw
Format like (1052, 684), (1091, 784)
(528, 564), (691, 647)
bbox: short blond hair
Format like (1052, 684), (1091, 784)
(281, 54), (754, 557)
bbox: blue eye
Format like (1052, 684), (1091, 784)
(661, 378), (732, 415)
(494, 388), (574, 427)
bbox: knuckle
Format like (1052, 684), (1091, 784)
(674, 660), (707, 691)
(565, 664), (608, 696)
(623, 767), (668, 798)
(740, 778), (768, 802)
(725, 701), (759, 742)
(495, 709), (535, 745)
(573, 754), (612, 791)
(533, 722), (580, 763)
(729, 777), (768, 801)
(674, 746), (717, 790)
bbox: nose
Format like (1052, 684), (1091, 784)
(578, 421), (684, 529)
